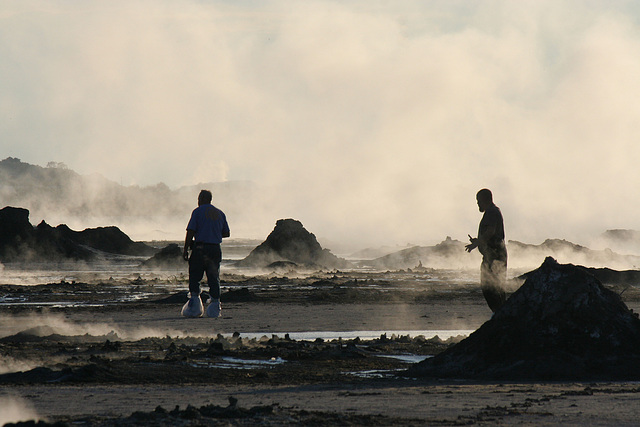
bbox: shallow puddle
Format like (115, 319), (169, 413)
(226, 329), (472, 341)
(191, 356), (286, 370)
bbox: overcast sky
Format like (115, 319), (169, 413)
(3, 1), (640, 247)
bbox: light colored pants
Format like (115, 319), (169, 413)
(481, 257), (507, 312)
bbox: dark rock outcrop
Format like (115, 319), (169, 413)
(0, 206), (155, 262)
(520, 265), (640, 287)
(0, 207), (37, 259)
(140, 243), (184, 268)
(55, 224), (156, 256)
(235, 219), (350, 270)
(406, 257), (640, 380)
(583, 267), (640, 286)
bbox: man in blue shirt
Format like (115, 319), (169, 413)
(465, 188), (507, 312)
(181, 189), (230, 318)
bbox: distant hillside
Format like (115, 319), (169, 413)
(598, 229), (640, 254)
(0, 157), (260, 233)
(362, 237), (475, 270)
(507, 239), (640, 270)
(359, 237), (640, 271)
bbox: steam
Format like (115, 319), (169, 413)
(3, 2), (640, 248)
(0, 396), (41, 425)
(0, 355), (42, 375)
(0, 313), (206, 341)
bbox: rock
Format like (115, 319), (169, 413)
(56, 224), (156, 256)
(34, 220), (95, 260)
(0, 206), (36, 259)
(520, 265), (640, 286)
(406, 257), (640, 380)
(141, 243), (184, 268)
(0, 206), (156, 262)
(266, 260), (299, 272)
(235, 219), (351, 270)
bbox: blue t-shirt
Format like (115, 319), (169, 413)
(186, 204), (230, 244)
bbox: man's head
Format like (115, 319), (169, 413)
(476, 188), (493, 212)
(198, 190), (213, 206)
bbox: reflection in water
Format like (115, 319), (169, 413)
(230, 330), (472, 341)
(191, 356), (286, 370)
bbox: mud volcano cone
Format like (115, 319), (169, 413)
(407, 257), (640, 380)
(235, 219), (350, 269)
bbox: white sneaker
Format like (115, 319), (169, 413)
(206, 298), (221, 318)
(181, 293), (204, 318)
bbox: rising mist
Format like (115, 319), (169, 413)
(3, 2), (640, 249)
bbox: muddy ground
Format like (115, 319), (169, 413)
(2, 268), (640, 425)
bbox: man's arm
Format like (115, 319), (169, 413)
(222, 216), (230, 238)
(183, 229), (196, 261)
(465, 234), (478, 253)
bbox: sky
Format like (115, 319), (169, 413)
(3, 0), (640, 248)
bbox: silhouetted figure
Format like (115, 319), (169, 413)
(465, 189), (507, 312)
(182, 189), (230, 318)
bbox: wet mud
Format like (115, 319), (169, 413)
(3, 264), (640, 425)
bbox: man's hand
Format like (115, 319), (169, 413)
(184, 229), (196, 261)
(465, 234), (478, 253)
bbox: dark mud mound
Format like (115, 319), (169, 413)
(580, 267), (640, 286)
(0, 206), (93, 261)
(56, 224), (155, 256)
(140, 243), (184, 268)
(0, 206), (155, 262)
(235, 219), (351, 270)
(364, 236), (470, 270)
(521, 265), (640, 286)
(407, 257), (640, 380)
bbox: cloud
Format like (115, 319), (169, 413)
(3, 1), (640, 247)
(0, 395), (40, 425)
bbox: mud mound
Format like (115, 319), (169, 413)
(140, 243), (184, 268)
(520, 265), (640, 286)
(365, 236), (470, 270)
(0, 206), (32, 243)
(56, 224), (155, 256)
(0, 206), (155, 262)
(407, 257), (640, 380)
(584, 267), (640, 285)
(235, 219), (350, 270)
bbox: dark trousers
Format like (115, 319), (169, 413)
(188, 243), (222, 299)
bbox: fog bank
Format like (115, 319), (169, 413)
(3, 1), (640, 248)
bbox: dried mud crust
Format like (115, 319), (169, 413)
(4, 268), (640, 425)
(20, 398), (429, 426)
(0, 270), (497, 308)
(2, 269), (639, 314)
(0, 331), (455, 386)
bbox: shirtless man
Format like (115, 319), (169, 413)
(465, 188), (507, 312)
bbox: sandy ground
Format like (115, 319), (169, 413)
(8, 381), (640, 426)
(2, 273), (640, 425)
(52, 301), (491, 336)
